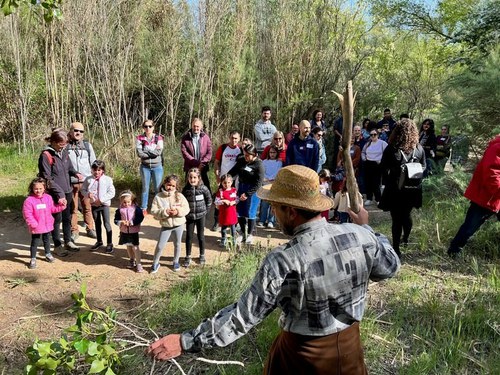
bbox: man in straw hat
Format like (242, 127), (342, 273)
(147, 165), (400, 374)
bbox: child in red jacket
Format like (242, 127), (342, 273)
(22, 177), (66, 269)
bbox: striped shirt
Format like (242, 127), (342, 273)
(181, 218), (400, 352)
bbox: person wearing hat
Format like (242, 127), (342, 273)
(147, 165), (400, 374)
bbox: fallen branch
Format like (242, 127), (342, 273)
(196, 357), (245, 367)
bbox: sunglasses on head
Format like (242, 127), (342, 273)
(73, 129), (84, 134)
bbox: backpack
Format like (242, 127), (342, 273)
(398, 149), (424, 190)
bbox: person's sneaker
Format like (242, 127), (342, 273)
(183, 257), (191, 267)
(199, 256), (206, 265)
(86, 228), (97, 239)
(45, 253), (55, 263)
(65, 241), (80, 252)
(71, 231), (79, 242)
(256, 222), (265, 228)
(150, 263), (160, 274)
(211, 223), (220, 232)
(267, 222), (274, 229)
(90, 242), (103, 251)
(28, 258), (37, 269)
(136, 264), (144, 273)
(236, 235), (243, 244)
(142, 209), (148, 216)
(219, 239), (227, 248)
(173, 262), (180, 272)
(127, 259), (136, 269)
(364, 200), (373, 206)
(245, 235), (254, 244)
(54, 246), (69, 257)
(105, 244), (114, 254)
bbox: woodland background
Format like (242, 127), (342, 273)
(0, 0), (499, 155)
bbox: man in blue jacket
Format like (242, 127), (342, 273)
(285, 119), (319, 171)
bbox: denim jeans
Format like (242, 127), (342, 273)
(140, 164), (164, 210)
(448, 202), (500, 253)
(259, 200), (275, 224)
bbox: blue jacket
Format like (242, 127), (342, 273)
(285, 135), (319, 172)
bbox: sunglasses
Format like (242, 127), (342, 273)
(274, 137), (283, 140)
(316, 134), (323, 137)
(370, 133), (378, 136)
(143, 125), (153, 128)
(73, 129), (84, 134)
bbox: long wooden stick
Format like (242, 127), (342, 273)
(333, 81), (361, 213)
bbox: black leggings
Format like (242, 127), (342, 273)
(185, 216), (206, 258)
(92, 206), (112, 244)
(52, 191), (73, 247)
(30, 233), (51, 258)
(364, 161), (382, 201)
(390, 206), (413, 254)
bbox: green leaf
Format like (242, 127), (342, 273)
(73, 339), (90, 354)
(101, 344), (116, 356)
(44, 357), (59, 370)
(105, 367), (116, 375)
(81, 283), (87, 298)
(25, 364), (38, 375)
(88, 358), (106, 374)
(36, 342), (52, 356)
(87, 341), (100, 356)
(64, 355), (76, 370)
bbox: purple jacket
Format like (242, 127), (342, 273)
(180, 130), (213, 172)
(23, 193), (65, 234)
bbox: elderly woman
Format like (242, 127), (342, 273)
(38, 128), (82, 256)
(260, 131), (287, 162)
(379, 119), (426, 257)
(228, 144), (265, 244)
(136, 120), (164, 214)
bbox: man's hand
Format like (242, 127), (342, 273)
(348, 206), (369, 225)
(147, 334), (182, 361)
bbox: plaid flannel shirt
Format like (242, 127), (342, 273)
(181, 218), (400, 352)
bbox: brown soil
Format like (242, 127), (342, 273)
(0, 207), (289, 372)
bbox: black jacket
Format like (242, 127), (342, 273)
(38, 146), (78, 200)
(182, 184), (212, 220)
(378, 144), (426, 211)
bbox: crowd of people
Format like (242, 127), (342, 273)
(24, 106), (493, 271)
(21, 106), (499, 373)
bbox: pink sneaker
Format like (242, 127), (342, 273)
(136, 264), (144, 273)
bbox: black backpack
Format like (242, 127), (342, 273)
(398, 149), (424, 190)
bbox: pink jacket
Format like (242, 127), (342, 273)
(22, 193), (65, 234)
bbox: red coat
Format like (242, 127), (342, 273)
(464, 135), (500, 212)
(216, 188), (238, 226)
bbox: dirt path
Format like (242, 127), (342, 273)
(0, 207), (291, 370)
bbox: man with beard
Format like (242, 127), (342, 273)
(285, 119), (319, 171)
(147, 165), (400, 374)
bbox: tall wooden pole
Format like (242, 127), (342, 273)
(333, 81), (361, 213)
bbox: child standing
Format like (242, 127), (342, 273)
(215, 174), (239, 248)
(81, 160), (116, 253)
(182, 168), (212, 267)
(114, 190), (145, 272)
(257, 145), (282, 228)
(22, 177), (66, 269)
(333, 182), (363, 223)
(150, 175), (190, 272)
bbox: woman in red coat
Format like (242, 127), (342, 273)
(448, 134), (500, 257)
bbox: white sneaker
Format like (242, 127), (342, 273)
(364, 200), (373, 206)
(245, 235), (254, 244)
(236, 235), (243, 244)
(256, 222), (265, 228)
(267, 222), (274, 229)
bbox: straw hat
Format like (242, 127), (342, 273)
(257, 165), (334, 212)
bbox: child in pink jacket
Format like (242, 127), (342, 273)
(22, 177), (66, 269)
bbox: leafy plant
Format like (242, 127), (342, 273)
(24, 284), (147, 375)
(5, 277), (34, 288)
(59, 269), (90, 283)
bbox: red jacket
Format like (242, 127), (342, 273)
(464, 135), (500, 212)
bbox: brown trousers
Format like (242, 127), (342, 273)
(71, 183), (95, 232)
(263, 322), (368, 375)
